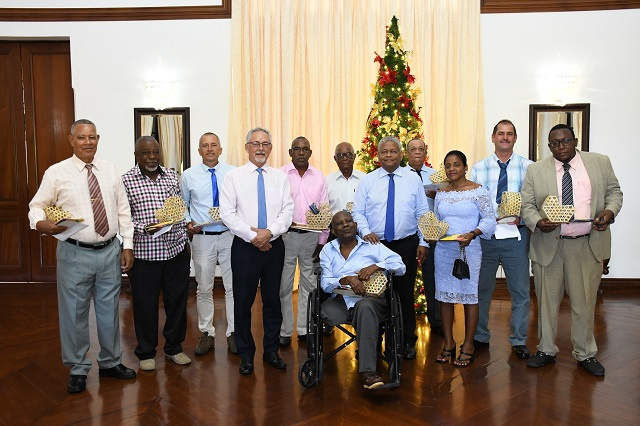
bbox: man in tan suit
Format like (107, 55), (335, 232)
(521, 124), (622, 376)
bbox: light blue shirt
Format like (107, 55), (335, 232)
(352, 166), (430, 247)
(469, 153), (533, 217)
(181, 162), (235, 232)
(404, 164), (436, 212)
(320, 236), (406, 309)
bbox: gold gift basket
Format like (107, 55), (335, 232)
(305, 203), (332, 230)
(418, 211), (449, 241)
(208, 206), (221, 222)
(44, 206), (83, 223)
(498, 191), (522, 220)
(155, 196), (186, 224)
(429, 163), (448, 184)
(345, 201), (354, 213)
(542, 195), (575, 223)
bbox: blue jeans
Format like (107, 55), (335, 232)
(474, 227), (530, 346)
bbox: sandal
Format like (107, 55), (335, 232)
(454, 347), (475, 367)
(436, 346), (456, 363)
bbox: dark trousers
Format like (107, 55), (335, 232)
(422, 241), (441, 328)
(383, 233), (418, 346)
(231, 236), (285, 360)
(128, 246), (190, 360)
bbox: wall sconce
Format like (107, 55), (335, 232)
(537, 73), (579, 106)
(143, 80), (176, 110)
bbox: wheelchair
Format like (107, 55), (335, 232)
(298, 267), (403, 389)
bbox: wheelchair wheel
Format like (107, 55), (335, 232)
(299, 358), (318, 388)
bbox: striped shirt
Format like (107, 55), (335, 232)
(122, 165), (187, 261)
(469, 153), (533, 217)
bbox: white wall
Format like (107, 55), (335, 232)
(481, 9), (639, 278)
(1, 7), (637, 278)
(1, 19), (231, 174)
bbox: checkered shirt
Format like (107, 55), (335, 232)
(469, 153), (533, 217)
(122, 165), (187, 261)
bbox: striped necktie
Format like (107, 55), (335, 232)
(496, 160), (509, 204)
(562, 163), (573, 206)
(85, 164), (109, 237)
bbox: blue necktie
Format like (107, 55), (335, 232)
(257, 168), (267, 228)
(496, 160), (509, 204)
(384, 173), (395, 242)
(208, 168), (219, 207)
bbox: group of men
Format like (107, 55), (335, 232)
(28, 116), (621, 394)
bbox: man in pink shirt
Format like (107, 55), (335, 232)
(521, 124), (622, 376)
(278, 136), (329, 346)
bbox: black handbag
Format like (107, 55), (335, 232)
(452, 245), (470, 280)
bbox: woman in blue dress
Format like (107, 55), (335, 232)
(432, 150), (495, 367)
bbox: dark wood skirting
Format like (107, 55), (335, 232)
(0, 0), (230, 22)
(494, 277), (639, 299)
(2, 0), (640, 22)
(481, 0), (640, 13)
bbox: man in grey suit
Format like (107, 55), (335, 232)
(521, 123), (622, 376)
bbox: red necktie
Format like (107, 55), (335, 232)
(86, 164), (109, 237)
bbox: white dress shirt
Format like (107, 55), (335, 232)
(220, 162), (294, 243)
(28, 155), (134, 248)
(325, 169), (366, 214)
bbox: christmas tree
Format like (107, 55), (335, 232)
(358, 15), (425, 172)
(359, 16), (429, 314)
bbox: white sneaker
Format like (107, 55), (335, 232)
(139, 358), (156, 371)
(165, 352), (191, 365)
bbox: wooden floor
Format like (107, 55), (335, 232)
(0, 284), (638, 426)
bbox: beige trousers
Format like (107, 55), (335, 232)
(532, 236), (602, 361)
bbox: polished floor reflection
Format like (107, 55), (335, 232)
(0, 283), (638, 425)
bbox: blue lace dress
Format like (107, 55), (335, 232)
(434, 187), (496, 304)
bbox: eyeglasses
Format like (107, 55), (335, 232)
(548, 138), (575, 148)
(246, 141), (272, 149)
(291, 146), (311, 153)
(335, 152), (354, 160)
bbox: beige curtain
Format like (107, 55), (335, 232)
(229, 0), (484, 173)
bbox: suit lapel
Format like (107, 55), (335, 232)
(580, 152), (600, 217)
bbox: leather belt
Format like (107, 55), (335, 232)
(558, 233), (590, 240)
(288, 228), (310, 234)
(66, 236), (117, 250)
(196, 230), (228, 236)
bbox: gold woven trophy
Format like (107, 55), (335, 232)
(542, 195), (575, 223)
(498, 191), (522, 222)
(154, 196), (186, 224)
(429, 163), (448, 184)
(418, 211), (449, 241)
(345, 202), (354, 213)
(208, 206), (221, 222)
(304, 203), (332, 230)
(44, 206), (83, 224)
(361, 270), (388, 297)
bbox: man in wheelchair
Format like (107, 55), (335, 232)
(319, 211), (406, 389)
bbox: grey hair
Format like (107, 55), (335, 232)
(378, 136), (402, 152)
(245, 127), (272, 143)
(70, 119), (96, 134)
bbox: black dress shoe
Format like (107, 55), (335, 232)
(512, 345), (531, 359)
(473, 339), (490, 348)
(578, 357), (605, 376)
(403, 344), (416, 360)
(263, 351), (287, 369)
(527, 351), (556, 368)
(67, 375), (87, 393)
(99, 363), (137, 380)
(297, 334), (307, 344)
(239, 358), (254, 375)
(278, 336), (291, 347)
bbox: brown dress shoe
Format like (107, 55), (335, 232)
(360, 371), (384, 389)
